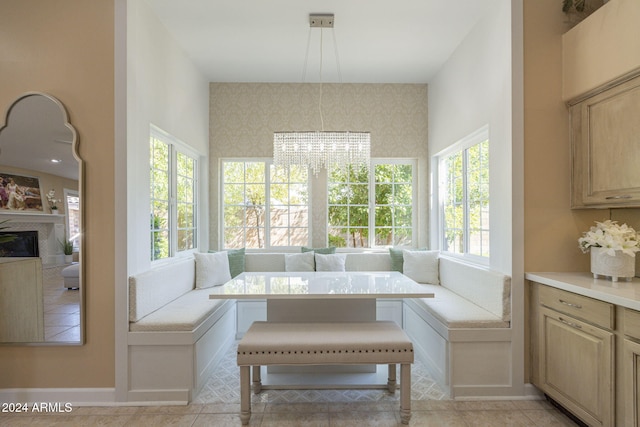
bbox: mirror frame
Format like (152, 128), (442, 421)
(0, 91), (84, 346)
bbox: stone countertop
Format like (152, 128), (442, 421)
(526, 272), (640, 311)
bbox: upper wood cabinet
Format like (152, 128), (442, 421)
(570, 72), (640, 209)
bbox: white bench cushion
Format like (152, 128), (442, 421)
(129, 288), (226, 332)
(413, 284), (509, 329)
(129, 258), (195, 322)
(438, 257), (511, 322)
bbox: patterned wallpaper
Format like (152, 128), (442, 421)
(209, 83), (429, 248)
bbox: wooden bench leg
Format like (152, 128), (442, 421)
(400, 363), (411, 425)
(387, 364), (397, 393)
(240, 365), (251, 425)
(252, 365), (262, 394)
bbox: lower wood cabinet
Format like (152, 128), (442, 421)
(531, 282), (616, 426)
(624, 338), (640, 426)
(623, 308), (640, 427)
(537, 306), (614, 426)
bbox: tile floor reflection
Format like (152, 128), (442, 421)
(42, 265), (80, 342)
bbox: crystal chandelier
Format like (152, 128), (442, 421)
(273, 14), (371, 176)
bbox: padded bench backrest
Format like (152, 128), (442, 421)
(128, 258), (195, 322)
(344, 253), (392, 271)
(245, 253), (286, 271)
(244, 252), (392, 272)
(438, 257), (511, 322)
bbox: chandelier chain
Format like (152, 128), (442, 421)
(318, 27), (325, 131)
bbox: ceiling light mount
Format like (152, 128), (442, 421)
(309, 14), (334, 28)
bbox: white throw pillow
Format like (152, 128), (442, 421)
(285, 252), (315, 272)
(194, 252), (232, 289)
(315, 253), (346, 272)
(402, 249), (439, 284)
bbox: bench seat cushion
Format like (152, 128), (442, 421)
(413, 285), (509, 329)
(237, 321), (413, 366)
(129, 288), (226, 332)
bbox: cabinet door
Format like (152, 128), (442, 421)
(571, 73), (640, 208)
(538, 306), (614, 426)
(625, 338), (640, 427)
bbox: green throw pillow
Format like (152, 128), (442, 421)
(301, 246), (336, 254)
(389, 248), (405, 273)
(389, 247), (427, 273)
(209, 248), (245, 278)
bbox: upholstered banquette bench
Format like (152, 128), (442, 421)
(127, 257), (236, 402)
(127, 248), (511, 401)
(237, 321), (414, 424)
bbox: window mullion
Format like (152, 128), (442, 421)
(170, 145), (177, 257)
(265, 162), (271, 248)
(462, 148), (469, 255)
(369, 162), (375, 248)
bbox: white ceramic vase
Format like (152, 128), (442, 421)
(590, 247), (636, 282)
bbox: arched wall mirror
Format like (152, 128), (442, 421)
(0, 92), (84, 345)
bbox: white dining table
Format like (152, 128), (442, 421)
(210, 271), (434, 388)
(209, 271), (434, 322)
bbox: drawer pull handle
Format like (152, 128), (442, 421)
(605, 195), (632, 200)
(559, 299), (582, 309)
(559, 317), (582, 329)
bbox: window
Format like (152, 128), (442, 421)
(63, 189), (80, 250)
(328, 160), (415, 248)
(222, 160), (309, 249)
(150, 126), (198, 261)
(438, 127), (489, 259)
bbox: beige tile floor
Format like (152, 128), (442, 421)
(3, 297), (581, 426)
(0, 399), (581, 426)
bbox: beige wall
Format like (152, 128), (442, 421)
(523, 0), (605, 275)
(209, 83), (429, 249)
(0, 0), (115, 388)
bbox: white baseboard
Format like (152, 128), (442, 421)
(0, 388), (116, 406)
(523, 383), (544, 399)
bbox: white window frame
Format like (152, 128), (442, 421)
(150, 125), (199, 261)
(327, 158), (417, 249)
(220, 158), (311, 250)
(63, 188), (80, 251)
(436, 126), (490, 265)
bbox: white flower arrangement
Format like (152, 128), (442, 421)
(46, 189), (61, 210)
(578, 220), (640, 257)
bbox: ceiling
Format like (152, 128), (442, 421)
(0, 94), (78, 181)
(146, 0), (500, 84)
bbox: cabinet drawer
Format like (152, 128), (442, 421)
(538, 285), (614, 330)
(624, 308), (640, 340)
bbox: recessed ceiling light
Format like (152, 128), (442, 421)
(51, 159), (62, 163)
